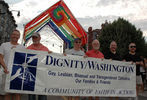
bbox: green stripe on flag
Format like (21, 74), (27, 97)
(60, 26), (74, 47)
(25, 18), (51, 40)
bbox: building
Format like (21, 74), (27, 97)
(87, 20), (109, 50)
(0, 0), (17, 45)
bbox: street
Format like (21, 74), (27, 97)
(21, 91), (147, 100)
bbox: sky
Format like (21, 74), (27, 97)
(4, 0), (147, 52)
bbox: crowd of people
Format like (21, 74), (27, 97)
(0, 29), (147, 100)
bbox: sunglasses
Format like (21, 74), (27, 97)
(130, 46), (136, 48)
(75, 41), (81, 43)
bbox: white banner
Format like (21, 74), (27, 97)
(5, 48), (136, 97)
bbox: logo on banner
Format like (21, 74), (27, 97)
(10, 52), (38, 91)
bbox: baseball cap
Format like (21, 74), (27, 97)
(32, 32), (40, 37)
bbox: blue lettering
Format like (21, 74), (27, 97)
(56, 58), (63, 67)
(74, 60), (79, 68)
(70, 60), (73, 68)
(130, 67), (134, 73)
(100, 63), (104, 70)
(46, 55), (53, 65)
(88, 61), (95, 69)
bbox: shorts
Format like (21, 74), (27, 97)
(140, 72), (146, 82)
(136, 75), (143, 85)
(0, 72), (6, 95)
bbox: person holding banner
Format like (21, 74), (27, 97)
(65, 38), (85, 100)
(123, 42), (144, 100)
(86, 39), (104, 59)
(0, 29), (25, 100)
(27, 32), (52, 100)
(105, 41), (121, 61)
(85, 39), (104, 100)
(65, 38), (85, 56)
(104, 41), (121, 100)
(27, 32), (52, 53)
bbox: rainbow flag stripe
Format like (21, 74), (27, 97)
(23, 0), (87, 48)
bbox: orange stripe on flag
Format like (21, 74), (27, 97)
(65, 20), (82, 38)
(62, 23), (77, 38)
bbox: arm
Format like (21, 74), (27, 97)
(136, 55), (144, 66)
(0, 54), (9, 74)
(136, 61), (144, 67)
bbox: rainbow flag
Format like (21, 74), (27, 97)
(23, 0), (87, 48)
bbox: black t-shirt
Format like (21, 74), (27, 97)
(105, 51), (121, 61)
(123, 53), (141, 75)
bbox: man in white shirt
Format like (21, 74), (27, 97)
(65, 38), (85, 56)
(0, 29), (24, 100)
(65, 38), (85, 100)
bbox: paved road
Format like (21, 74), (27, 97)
(21, 95), (64, 100)
(21, 91), (147, 100)
(137, 91), (147, 100)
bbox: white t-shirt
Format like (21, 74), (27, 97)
(0, 42), (25, 95)
(0, 42), (25, 68)
(65, 48), (85, 56)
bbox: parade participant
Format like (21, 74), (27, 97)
(105, 41), (121, 100)
(27, 32), (52, 100)
(123, 42), (144, 100)
(140, 56), (146, 92)
(86, 39), (104, 100)
(0, 29), (25, 100)
(105, 41), (121, 60)
(65, 38), (85, 100)
(65, 38), (85, 56)
(86, 39), (104, 59)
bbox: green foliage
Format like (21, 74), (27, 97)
(98, 18), (147, 58)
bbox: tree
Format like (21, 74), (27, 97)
(98, 18), (147, 58)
